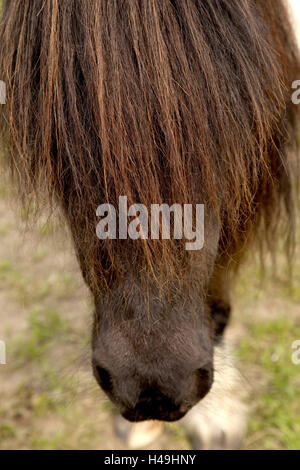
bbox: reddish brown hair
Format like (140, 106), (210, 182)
(0, 0), (299, 295)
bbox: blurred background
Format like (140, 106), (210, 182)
(0, 0), (300, 451)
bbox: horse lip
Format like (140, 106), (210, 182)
(122, 407), (188, 423)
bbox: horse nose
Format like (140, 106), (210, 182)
(122, 364), (214, 422)
(122, 391), (187, 422)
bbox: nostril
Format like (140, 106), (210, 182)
(94, 364), (113, 393)
(198, 365), (212, 380)
(194, 363), (214, 400)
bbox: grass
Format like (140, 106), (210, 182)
(238, 317), (300, 450)
(0, 256), (77, 305)
(0, 422), (16, 440)
(12, 309), (70, 365)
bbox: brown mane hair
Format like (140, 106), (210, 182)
(0, 0), (299, 295)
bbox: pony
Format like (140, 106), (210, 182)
(0, 0), (299, 437)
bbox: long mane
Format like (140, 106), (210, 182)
(0, 0), (299, 294)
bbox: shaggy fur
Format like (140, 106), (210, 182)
(0, 0), (299, 425)
(0, 0), (299, 295)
